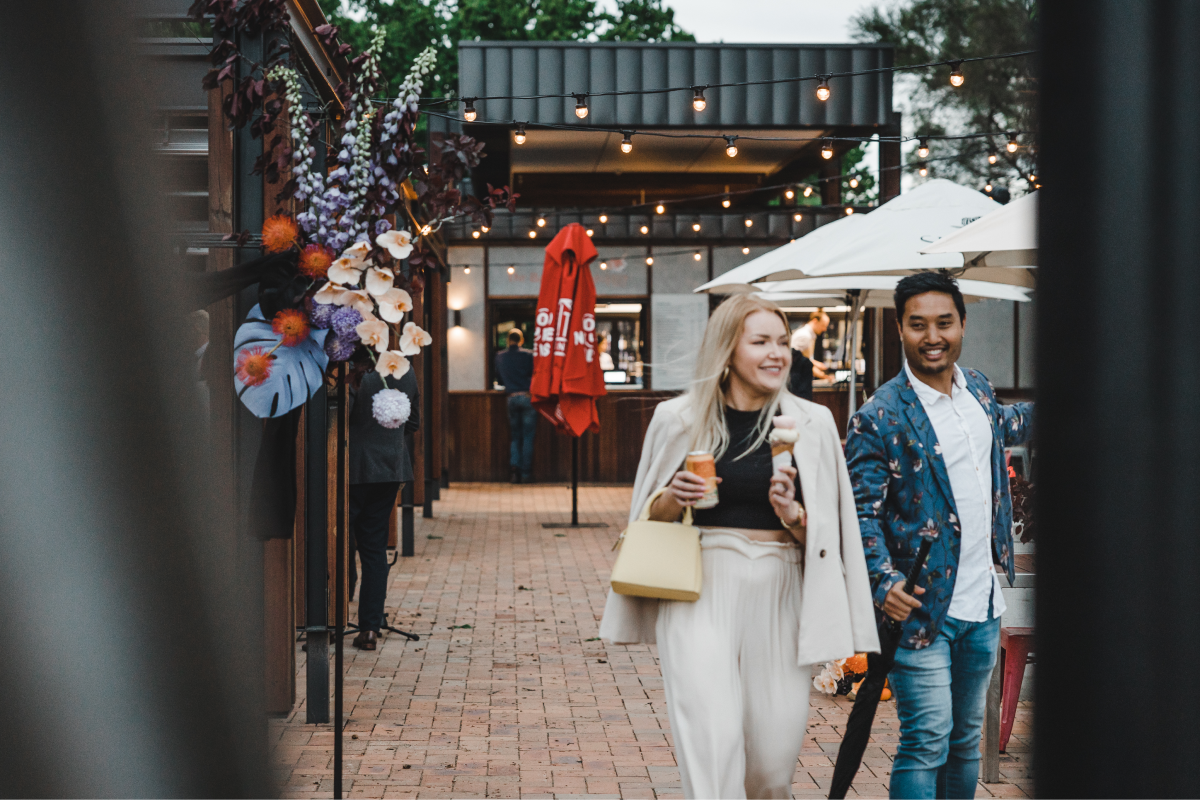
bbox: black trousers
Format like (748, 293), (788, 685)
(348, 481), (400, 632)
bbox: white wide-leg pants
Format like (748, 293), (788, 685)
(656, 530), (811, 800)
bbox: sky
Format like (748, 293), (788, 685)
(659, 0), (883, 43)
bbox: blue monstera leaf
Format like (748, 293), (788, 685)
(234, 304), (330, 418)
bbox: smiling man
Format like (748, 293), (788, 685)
(844, 272), (1033, 799)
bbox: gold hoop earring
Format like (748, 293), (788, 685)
(721, 365), (730, 383)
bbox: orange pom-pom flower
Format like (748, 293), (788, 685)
(272, 308), (311, 347)
(236, 346), (274, 386)
(298, 243), (334, 279)
(261, 214), (299, 253)
(842, 654), (869, 675)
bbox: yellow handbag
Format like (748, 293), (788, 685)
(610, 489), (702, 601)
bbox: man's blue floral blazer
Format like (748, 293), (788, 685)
(844, 368), (1034, 649)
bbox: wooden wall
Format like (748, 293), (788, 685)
(447, 387), (865, 483)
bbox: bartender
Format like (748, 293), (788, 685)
(789, 310), (831, 399)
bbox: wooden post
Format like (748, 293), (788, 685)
(879, 111), (902, 203)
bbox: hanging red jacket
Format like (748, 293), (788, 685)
(530, 223), (606, 437)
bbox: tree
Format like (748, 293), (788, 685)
(330, 0), (693, 104)
(851, 0), (1037, 196)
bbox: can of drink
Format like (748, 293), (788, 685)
(685, 450), (719, 509)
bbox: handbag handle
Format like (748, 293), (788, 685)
(637, 487), (695, 526)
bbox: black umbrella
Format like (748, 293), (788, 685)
(828, 538), (933, 799)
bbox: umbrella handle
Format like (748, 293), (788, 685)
(903, 538), (933, 594)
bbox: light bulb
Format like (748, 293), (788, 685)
(507, 266), (515, 274)
(600, 261), (608, 270)
(471, 230), (480, 239)
(1007, 134), (1019, 153)
(463, 98), (477, 122)
(656, 203), (665, 214)
(724, 136), (738, 157)
(793, 212), (803, 222)
(692, 221), (701, 232)
(816, 77), (831, 102)
(821, 140), (834, 160)
(586, 228), (594, 237)
(849, 176), (859, 188)
(984, 181), (993, 193)
(692, 86), (707, 111)
(845, 207), (854, 215)
(640, 225), (649, 234)
(621, 132), (633, 153)
(744, 218), (753, 228)
(480, 225), (489, 233)
(722, 196), (731, 208)
(599, 214), (608, 223)
(694, 251), (702, 261)
(949, 61), (964, 87)
(741, 246), (750, 255)
(803, 186), (813, 197)
(513, 124), (526, 145)
(917, 138), (930, 159)
(988, 151), (998, 165)
(1028, 173), (1037, 182)
(536, 216), (546, 227)
(918, 164), (928, 177)
(528, 231), (536, 239)
(785, 188), (795, 200)
(646, 256), (654, 265)
(574, 94), (589, 119)
(464, 266), (471, 274)
(420, 224), (432, 236)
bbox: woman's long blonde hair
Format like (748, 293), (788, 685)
(687, 294), (793, 461)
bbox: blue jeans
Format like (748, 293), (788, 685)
(507, 393), (537, 477)
(888, 615), (1001, 799)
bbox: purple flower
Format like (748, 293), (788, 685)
(331, 307), (363, 340)
(309, 302), (336, 330)
(324, 334), (357, 362)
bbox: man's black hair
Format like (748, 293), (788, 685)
(507, 328), (523, 345)
(894, 271), (967, 322)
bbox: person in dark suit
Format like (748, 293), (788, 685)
(347, 367), (420, 651)
(494, 328), (536, 483)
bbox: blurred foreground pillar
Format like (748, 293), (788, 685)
(1038, 1), (1200, 796)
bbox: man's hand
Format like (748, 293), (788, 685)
(882, 582), (926, 622)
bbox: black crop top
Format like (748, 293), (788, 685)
(692, 406), (799, 530)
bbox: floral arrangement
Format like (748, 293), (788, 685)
(190, 3), (515, 425)
(813, 653), (885, 699)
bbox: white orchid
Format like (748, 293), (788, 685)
(399, 321), (433, 355)
(314, 281), (346, 306)
(356, 319), (390, 353)
(376, 229), (413, 260)
(365, 266), (395, 297)
(335, 288), (374, 315)
(377, 287), (413, 323)
(812, 669), (839, 695)
(328, 257), (364, 286)
(342, 241), (371, 261)
(376, 350), (410, 379)
(826, 661), (845, 681)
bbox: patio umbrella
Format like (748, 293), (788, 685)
(828, 537), (934, 800)
(530, 222), (606, 436)
(920, 189), (1038, 267)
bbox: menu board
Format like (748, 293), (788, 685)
(651, 294), (710, 391)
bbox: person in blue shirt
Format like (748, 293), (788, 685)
(495, 328), (537, 483)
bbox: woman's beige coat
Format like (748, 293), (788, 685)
(598, 393), (881, 665)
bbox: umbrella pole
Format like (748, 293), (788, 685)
(571, 436), (579, 525)
(846, 290), (862, 422)
(334, 362), (346, 799)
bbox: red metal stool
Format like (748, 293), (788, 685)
(999, 626), (1034, 752)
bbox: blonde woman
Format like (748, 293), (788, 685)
(599, 295), (879, 799)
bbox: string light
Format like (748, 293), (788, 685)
(655, 203), (666, 214)
(803, 186), (813, 197)
(513, 124), (526, 145)
(816, 76), (831, 102)
(949, 61), (964, 87)
(420, 224), (432, 236)
(741, 246), (750, 254)
(536, 215), (546, 227)
(785, 187), (795, 200)
(599, 261), (608, 270)
(471, 229), (481, 238)
(621, 132), (633, 153)
(793, 212), (803, 221)
(573, 94), (589, 119)
(849, 176), (860, 188)
(1007, 133), (1019, 153)
(528, 230), (537, 239)
(722, 195), (731, 208)
(988, 149), (998, 165)
(984, 180), (993, 192)
(481, 225), (489, 233)
(1028, 172), (1037, 182)
(640, 225), (649, 234)
(694, 251), (702, 261)
(724, 135), (739, 157)
(507, 266), (515, 274)
(692, 86), (707, 111)
(646, 256), (654, 265)
(917, 137), (930, 158)
(744, 218), (753, 228)
(845, 207), (855, 215)
(821, 139), (834, 159)
(464, 266), (471, 274)
(462, 98), (477, 122)
(586, 228), (594, 237)
(918, 163), (929, 177)
(692, 220), (701, 232)
(598, 214), (608, 224)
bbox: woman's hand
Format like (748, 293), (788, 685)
(649, 470), (718, 521)
(769, 465), (804, 531)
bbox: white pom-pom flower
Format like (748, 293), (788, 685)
(372, 387), (411, 429)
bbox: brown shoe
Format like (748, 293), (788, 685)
(352, 630), (378, 651)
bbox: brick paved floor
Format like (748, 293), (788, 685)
(271, 484), (1033, 799)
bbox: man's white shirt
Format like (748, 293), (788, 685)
(904, 362), (1006, 622)
(791, 323), (817, 357)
